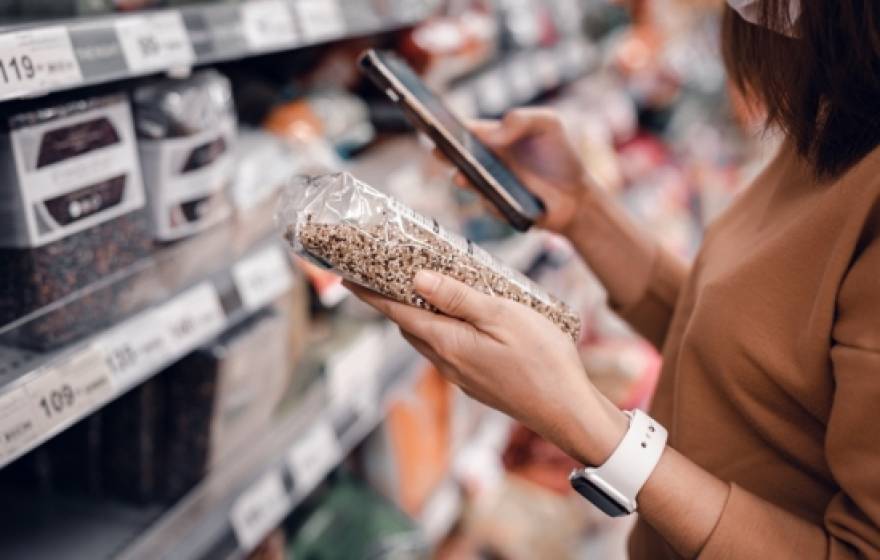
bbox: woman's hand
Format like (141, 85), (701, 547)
(443, 108), (596, 235)
(345, 271), (628, 467)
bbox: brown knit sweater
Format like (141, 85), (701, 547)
(623, 142), (880, 559)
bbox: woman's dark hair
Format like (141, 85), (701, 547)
(722, 2), (880, 179)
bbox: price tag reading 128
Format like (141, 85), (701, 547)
(115, 12), (195, 73)
(0, 27), (82, 101)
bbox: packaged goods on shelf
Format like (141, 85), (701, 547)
(133, 70), (236, 242)
(278, 172), (581, 341)
(161, 309), (292, 500)
(101, 376), (164, 504)
(0, 93), (152, 349)
(363, 365), (452, 516)
(287, 474), (431, 560)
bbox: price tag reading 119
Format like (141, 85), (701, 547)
(0, 27), (82, 100)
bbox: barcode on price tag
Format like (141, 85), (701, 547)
(22, 346), (114, 444)
(157, 283), (226, 358)
(115, 12), (195, 73)
(294, 0), (346, 42)
(286, 420), (341, 495)
(241, 0), (298, 51)
(0, 387), (41, 464)
(0, 26), (82, 100)
(232, 246), (293, 312)
(100, 308), (171, 390)
(325, 326), (384, 413)
(230, 470), (290, 550)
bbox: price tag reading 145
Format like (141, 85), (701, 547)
(0, 27), (82, 101)
(158, 283), (226, 358)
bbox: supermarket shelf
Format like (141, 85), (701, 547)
(0, 0), (441, 102)
(444, 38), (599, 118)
(0, 239), (295, 471)
(119, 324), (423, 560)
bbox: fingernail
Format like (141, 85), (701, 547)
(414, 270), (441, 296)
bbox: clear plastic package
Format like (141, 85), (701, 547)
(277, 172), (580, 340)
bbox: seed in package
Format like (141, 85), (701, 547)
(277, 172), (581, 340)
(0, 93), (152, 347)
(133, 70), (236, 242)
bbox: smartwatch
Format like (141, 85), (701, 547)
(569, 409), (668, 517)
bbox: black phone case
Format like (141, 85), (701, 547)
(358, 50), (543, 231)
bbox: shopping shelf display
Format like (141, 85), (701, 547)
(0, 0), (763, 559)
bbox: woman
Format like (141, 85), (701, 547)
(349, 1), (880, 557)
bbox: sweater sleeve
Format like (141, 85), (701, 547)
(610, 243), (689, 351)
(698, 234), (880, 559)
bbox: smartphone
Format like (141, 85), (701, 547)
(358, 49), (544, 231)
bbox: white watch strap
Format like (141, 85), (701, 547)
(585, 409), (667, 512)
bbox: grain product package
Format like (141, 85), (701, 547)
(277, 172), (581, 340)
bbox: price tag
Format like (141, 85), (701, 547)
(99, 308), (171, 390)
(25, 346), (114, 436)
(242, 0), (298, 51)
(0, 26), (82, 101)
(115, 12), (195, 73)
(325, 326), (384, 412)
(294, 0), (346, 42)
(0, 387), (41, 463)
(286, 420), (341, 495)
(157, 283), (226, 358)
(232, 246), (294, 312)
(230, 470), (290, 550)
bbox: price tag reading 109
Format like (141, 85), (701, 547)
(0, 27), (82, 100)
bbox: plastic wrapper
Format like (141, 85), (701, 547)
(277, 172), (580, 340)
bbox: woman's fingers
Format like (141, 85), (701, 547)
(413, 271), (499, 327)
(344, 281), (461, 343)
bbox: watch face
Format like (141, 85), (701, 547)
(571, 476), (631, 517)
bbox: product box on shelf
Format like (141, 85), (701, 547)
(0, 93), (152, 348)
(133, 70), (236, 242)
(161, 309), (292, 500)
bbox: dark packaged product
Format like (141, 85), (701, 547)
(161, 310), (290, 500)
(133, 70), (236, 242)
(0, 94), (152, 349)
(101, 376), (164, 505)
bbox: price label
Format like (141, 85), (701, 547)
(157, 283), (226, 358)
(242, 0), (298, 51)
(23, 346), (114, 441)
(115, 12), (195, 72)
(0, 27), (82, 101)
(100, 309), (171, 390)
(232, 246), (294, 312)
(286, 420), (341, 495)
(294, 0), (346, 42)
(0, 387), (41, 463)
(325, 326), (384, 412)
(230, 470), (290, 550)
